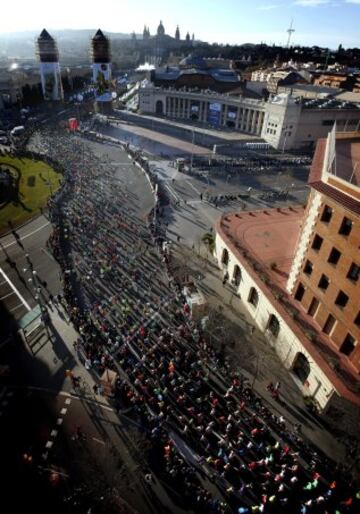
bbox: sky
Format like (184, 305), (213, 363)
(1, 0), (360, 48)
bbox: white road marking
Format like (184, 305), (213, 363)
(50, 430), (58, 437)
(60, 408), (67, 415)
(0, 291), (15, 301)
(2, 221), (50, 249)
(56, 418), (63, 425)
(45, 441), (53, 449)
(92, 437), (106, 445)
(0, 267), (31, 311)
(9, 303), (26, 313)
(185, 180), (201, 195)
(65, 398), (71, 405)
(164, 183), (181, 202)
(41, 247), (56, 262)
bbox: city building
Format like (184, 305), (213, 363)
(313, 71), (360, 93)
(139, 84), (360, 149)
(262, 93), (360, 151)
(214, 129), (360, 413)
(150, 54), (242, 93)
(288, 129), (360, 371)
(267, 70), (308, 94)
(36, 29), (63, 101)
(132, 21), (196, 66)
(139, 85), (266, 135)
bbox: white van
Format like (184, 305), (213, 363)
(10, 126), (25, 137)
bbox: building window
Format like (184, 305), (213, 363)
(322, 119), (335, 126)
(232, 265), (242, 287)
(221, 248), (229, 266)
(335, 290), (349, 308)
(303, 260), (313, 275)
(311, 234), (323, 251)
(320, 205), (333, 223)
(318, 274), (330, 290)
(354, 312), (360, 327)
(340, 334), (356, 356)
(328, 247), (341, 265)
(308, 297), (320, 317)
(339, 216), (352, 236)
(347, 263), (360, 283)
(323, 314), (336, 335)
(267, 314), (280, 338)
(248, 287), (259, 307)
(295, 282), (305, 301)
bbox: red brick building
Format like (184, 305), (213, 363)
(214, 129), (360, 412)
(288, 130), (360, 373)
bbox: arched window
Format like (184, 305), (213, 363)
(267, 314), (280, 338)
(292, 352), (311, 384)
(248, 287), (259, 307)
(232, 265), (242, 286)
(155, 100), (164, 114)
(221, 248), (229, 266)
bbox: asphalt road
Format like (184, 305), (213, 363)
(0, 215), (59, 324)
(147, 159), (310, 248)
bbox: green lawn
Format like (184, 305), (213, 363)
(0, 155), (62, 235)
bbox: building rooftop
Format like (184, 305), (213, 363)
(285, 83), (340, 96)
(309, 131), (360, 212)
(154, 67), (240, 84)
(221, 208), (303, 289)
(335, 137), (360, 186)
(302, 97), (360, 110)
(38, 29), (53, 41)
(216, 207), (360, 404)
(93, 29), (107, 41)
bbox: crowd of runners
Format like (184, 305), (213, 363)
(31, 127), (359, 514)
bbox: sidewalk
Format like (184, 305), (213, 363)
(171, 243), (347, 463)
(19, 301), (99, 396)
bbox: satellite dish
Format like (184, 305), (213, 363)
(77, 94), (84, 102)
(111, 92), (117, 99)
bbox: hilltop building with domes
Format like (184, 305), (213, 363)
(131, 20), (195, 65)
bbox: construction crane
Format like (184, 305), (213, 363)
(286, 19), (295, 48)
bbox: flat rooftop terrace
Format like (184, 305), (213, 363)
(335, 136), (360, 186)
(221, 207), (303, 288)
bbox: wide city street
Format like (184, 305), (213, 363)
(0, 120), (358, 514)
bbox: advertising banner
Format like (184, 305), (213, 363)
(207, 102), (222, 126)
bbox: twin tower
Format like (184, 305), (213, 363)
(37, 28), (112, 112)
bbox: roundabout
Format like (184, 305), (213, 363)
(0, 155), (62, 235)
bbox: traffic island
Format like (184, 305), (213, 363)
(0, 154), (62, 235)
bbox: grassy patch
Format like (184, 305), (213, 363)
(0, 155), (62, 235)
(27, 175), (36, 187)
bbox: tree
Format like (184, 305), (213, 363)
(201, 232), (215, 254)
